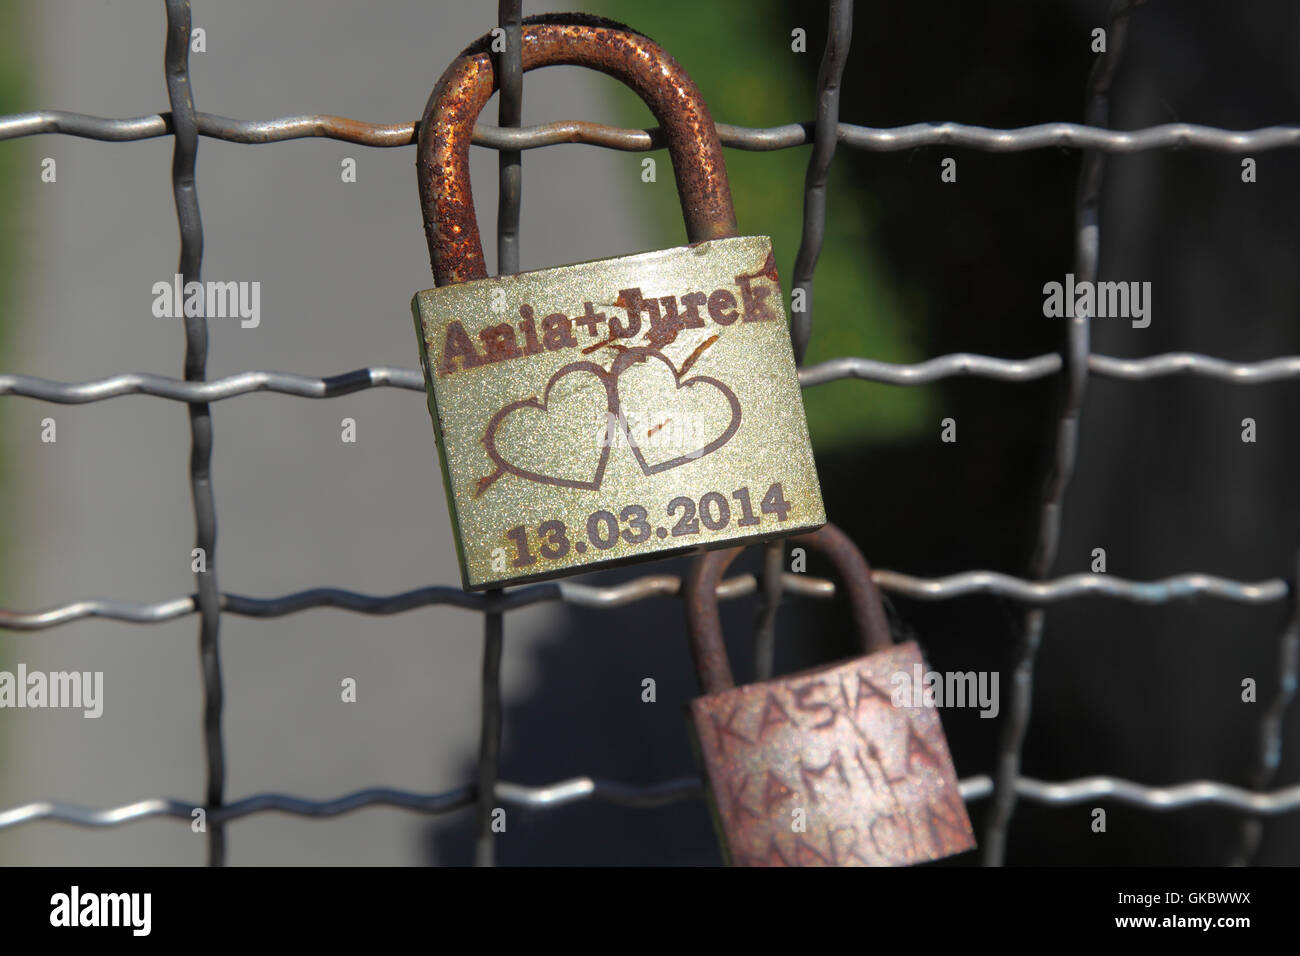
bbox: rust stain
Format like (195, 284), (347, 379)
(678, 334), (718, 376)
(642, 320), (680, 351)
(418, 16), (738, 287)
(581, 337), (624, 355)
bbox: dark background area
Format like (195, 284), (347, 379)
(428, 0), (1300, 865)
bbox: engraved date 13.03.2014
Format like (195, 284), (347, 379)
(501, 482), (793, 569)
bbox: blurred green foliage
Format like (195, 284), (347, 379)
(587, 0), (933, 452)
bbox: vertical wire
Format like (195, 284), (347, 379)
(758, 0), (854, 680)
(497, 0), (523, 275)
(474, 594), (505, 867)
(790, 0), (852, 366)
(982, 0), (1139, 866)
(473, 0), (523, 868)
(1235, 553), (1299, 863)
(753, 542), (784, 681)
(163, 0), (225, 867)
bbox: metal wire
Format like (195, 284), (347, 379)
(1, 0), (1297, 866)
(497, 1), (524, 277)
(5, 350), (1300, 408)
(161, 0), (226, 869)
(467, 0), (526, 871)
(6, 110), (1300, 155)
(790, 0), (851, 365)
(475, 600), (505, 867)
(985, 0), (1138, 868)
(1236, 551), (1300, 863)
(4, 773), (1299, 832)
(957, 776), (1300, 813)
(753, 0), (855, 687)
(753, 543), (784, 682)
(0, 569), (1286, 635)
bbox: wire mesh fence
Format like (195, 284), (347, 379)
(0, 0), (1298, 867)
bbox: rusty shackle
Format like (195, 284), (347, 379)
(417, 14), (739, 286)
(684, 523), (894, 696)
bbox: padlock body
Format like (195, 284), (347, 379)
(413, 236), (825, 589)
(689, 641), (976, 866)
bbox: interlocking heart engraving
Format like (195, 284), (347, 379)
(476, 344), (742, 497)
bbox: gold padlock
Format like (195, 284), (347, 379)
(412, 17), (825, 590)
(685, 524), (977, 866)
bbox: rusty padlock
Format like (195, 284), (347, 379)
(685, 523), (976, 866)
(412, 16), (824, 590)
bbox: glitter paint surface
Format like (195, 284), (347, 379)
(413, 236), (825, 589)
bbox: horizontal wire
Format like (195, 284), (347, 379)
(4, 351), (1299, 406)
(873, 570), (1287, 604)
(0, 367), (426, 403)
(804, 353), (1300, 385)
(803, 354), (1061, 385)
(0, 595), (198, 628)
(0, 570), (1285, 632)
(834, 121), (1300, 154)
(1089, 353), (1300, 382)
(556, 572), (830, 607)
(494, 777), (702, 808)
(0, 577), (751, 630)
(3, 774), (1296, 830)
(957, 775), (1300, 813)
(3, 110), (1300, 154)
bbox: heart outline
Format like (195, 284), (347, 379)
(611, 348), (742, 476)
(477, 359), (615, 497)
(476, 345), (742, 496)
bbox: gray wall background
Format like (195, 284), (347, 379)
(0, 0), (664, 865)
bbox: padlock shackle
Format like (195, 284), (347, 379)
(418, 15), (739, 285)
(684, 523), (894, 696)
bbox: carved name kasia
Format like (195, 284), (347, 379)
(437, 274), (777, 376)
(691, 649), (976, 867)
